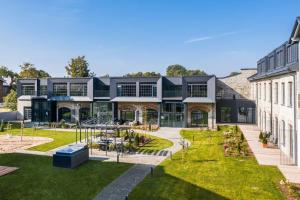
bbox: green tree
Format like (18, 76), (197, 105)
(19, 63), (51, 78)
(65, 56), (94, 77)
(124, 71), (160, 77)
(4, 90), (17, 111)
(0, 66), (18, 90)
(187, 69), (207, 76)
(166, 64), (207, 76)
(166, 64), (187, 76)
(229, 71), (240, 76)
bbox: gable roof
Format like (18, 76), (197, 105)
(290, 17), (300, 43)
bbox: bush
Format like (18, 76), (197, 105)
(0, 120), (4, 132)
(259, 132), (263, 141)
(134, 134), (140, 146)
(262, 137), (268, 144)
(4, 90), (17, 111)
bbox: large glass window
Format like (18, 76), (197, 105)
(21, 84), (35, 96)
(139, 83), (157, 97)
(92, 102), (113, 123)
(70, 83), (87, 96)
(121, 110), (135, 122)
(220, 107), (231, 123)
(163, 85), (182, 97)
(117, 83), (136, 96)
(187, 83), (207, 97)
(191, 110), (208, 127)
(161, 102), (184, 127)
(53, 83), (67, 96)
(58, 107), (71, 122)
(40, 85), (47, 96)
(144, 109), (158, 124)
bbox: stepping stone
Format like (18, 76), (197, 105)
(0, 166), (19, 177)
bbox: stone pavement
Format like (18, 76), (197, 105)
(93, 127), (183, 200)
(239, 124), (300, 183)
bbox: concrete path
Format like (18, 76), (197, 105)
(239, 125), (300, 183)
(93, 127), (183, 200)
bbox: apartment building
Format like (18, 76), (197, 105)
(249, 17), (300, 166)
(17, 76), (217, 129)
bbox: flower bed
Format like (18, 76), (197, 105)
(222, 125), (252, 157)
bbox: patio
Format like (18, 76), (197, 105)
(239, 124), (300, 183)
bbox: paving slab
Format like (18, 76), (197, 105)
(239, 124), (300, 183)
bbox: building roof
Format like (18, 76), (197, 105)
(290, 17), (300, 42)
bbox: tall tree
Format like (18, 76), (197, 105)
(166, 64), (207, 76)
(19, 63), (51, 78)
(65, 56), (94, 77)
(4, 90), (17, 111)
(124, 71), (160, 77)
(186, 69), (207, 76)
(0, 66), (18, 90)
(166, 64), (187, 76)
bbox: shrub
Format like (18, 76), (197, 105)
(134, 134), (140, 146)
(0, 120), (4, 132)
(262, 137), (268, 144)
(259, 132), (263, 141)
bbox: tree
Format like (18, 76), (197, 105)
(19, 63), (50, 78)
(166, 64), (207, 76)
(0, 66), (18, 90)
(65, 56), (95, 77)
(187, 69), (207, 76)
(124, 71), (160, 77)
(4, 90), (17, 111)
(166, 64), (187, 76)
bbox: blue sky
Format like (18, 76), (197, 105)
(0, 0), (299, 77)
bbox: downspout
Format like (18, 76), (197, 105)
(270, 79), (273, 135)
(293, 73), (298, 165)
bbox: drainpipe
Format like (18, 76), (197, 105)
(293, 73), (298, 165)
(270, 79), (273, 135)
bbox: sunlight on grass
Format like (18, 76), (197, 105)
(129, 126), (285, 200)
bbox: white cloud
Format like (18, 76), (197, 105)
(184, 31), (241, 44)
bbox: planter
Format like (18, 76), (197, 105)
(262, 143), (268, 148)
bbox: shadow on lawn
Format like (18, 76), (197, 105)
(130, 165), (229, 200)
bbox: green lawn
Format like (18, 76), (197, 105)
(129, 127), (285, 200)
(138, 135), (173, 152)
(0, 153), (132, 200)
(1, 128), (77, 151)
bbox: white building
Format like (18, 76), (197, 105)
(249, 17), (300, 167)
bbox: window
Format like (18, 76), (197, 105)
(220, 107), (231, 122)
(145, 109), (158, 124)
(276, 50), (284, 67)
(70, 83), (87, 96)
(288, 82), (293, 107)
(187, 83), (207, 97)
(21, 84), (35, 96)
(163, 85), (182, 97)
(281, 83), (285, 105)
(275, 82), (278, 104)
(53, 83), (67, 96)
(139, 83), (157, 97)
(121, 110), (135, 122)
(287, 43), (298, 64)
(191, 111), (208, 127)
(264, 83), (266, 101)
(24, 107), (32, 120)
(282, 120), (285, 147)
(269, 56), (275, 70)
(117, 83), (136, 97)
(40, 85), (47, 96)
(289, 124), (294, 157)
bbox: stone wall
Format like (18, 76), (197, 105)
(217, 69), (257, 100)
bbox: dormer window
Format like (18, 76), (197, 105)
(187, 82), (207, 97)
(21, 84), (35, 96)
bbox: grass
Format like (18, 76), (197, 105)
(138, 135), (173, 152)
(0, 153), (132, 200)
(129, 126), (285, 200)
(1, 128), (77, 151)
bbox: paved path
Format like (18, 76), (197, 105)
(239, 124), (300, 183)
(93, 127), (183, 200)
